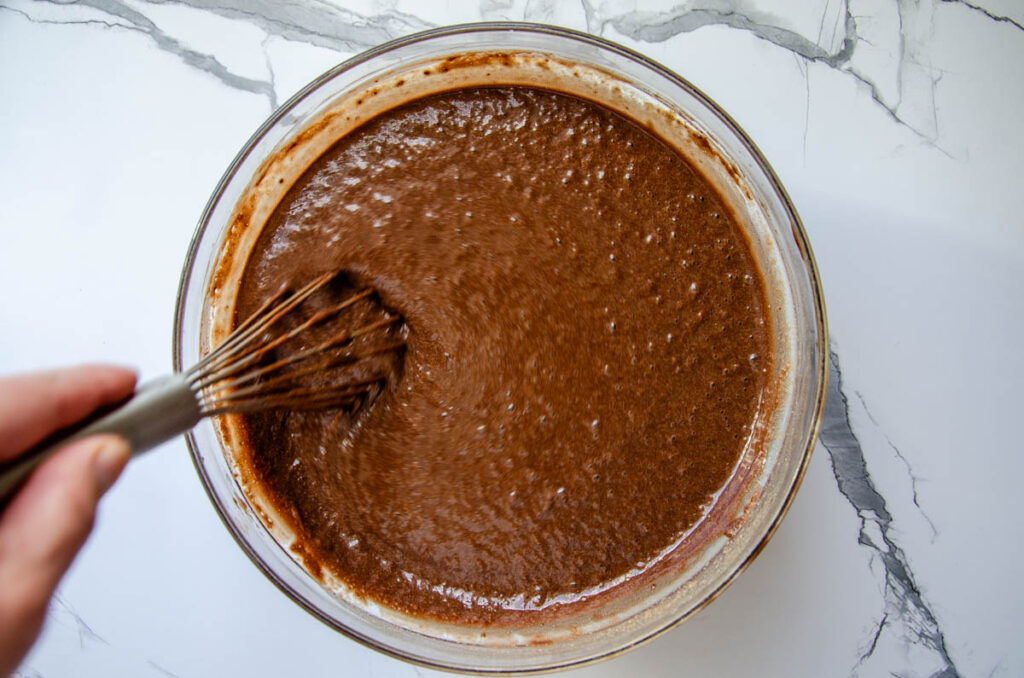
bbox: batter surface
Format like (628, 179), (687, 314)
(232, 86), (771, 625)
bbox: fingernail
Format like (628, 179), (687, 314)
(92, 437), (130, 494)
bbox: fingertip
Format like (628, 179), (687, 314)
(90, 435), (131, 495)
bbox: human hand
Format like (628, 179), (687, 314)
(0, 365), (136, 677)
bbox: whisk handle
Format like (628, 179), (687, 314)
(0, 374), (201, 506)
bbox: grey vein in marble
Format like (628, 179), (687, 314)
(154, 0), (432, 52)
(822, 351), (958, 677)
(940, 0), (1024, 32)
(592, 0), (932, 138)
(6, 0), (278, 107)
(146, 659), (182, 678)
(0, 3), (124, 30)
(599, 2), (848, 62)
(857, 611), (888, 668)
(53, 594), (107, 650)
(583, 0), (1003, 150)
(855, 391), (939, 540)
(18, 0), (433, 111)
(260, 33), (279, 110)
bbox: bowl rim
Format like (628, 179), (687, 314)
(172, 20), (828, 675)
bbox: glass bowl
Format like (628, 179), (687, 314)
(173, 22), (827, 674)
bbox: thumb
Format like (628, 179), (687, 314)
(0, 435), (130, 673)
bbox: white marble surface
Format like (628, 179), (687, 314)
(1, 1), (1021, 676)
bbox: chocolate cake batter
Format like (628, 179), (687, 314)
(231, 87), (771, 625)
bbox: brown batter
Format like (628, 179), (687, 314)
(232, 86), (771, 625)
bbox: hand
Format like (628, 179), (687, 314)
(0, 365), (136, 677)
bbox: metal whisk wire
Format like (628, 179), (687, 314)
(188, 272), (404, 417)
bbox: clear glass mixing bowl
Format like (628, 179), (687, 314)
(173, 22), (827, 674)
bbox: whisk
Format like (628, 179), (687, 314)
(0, 271), (405, 504)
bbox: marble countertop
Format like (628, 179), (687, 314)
(1, 1), (1021, 676)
